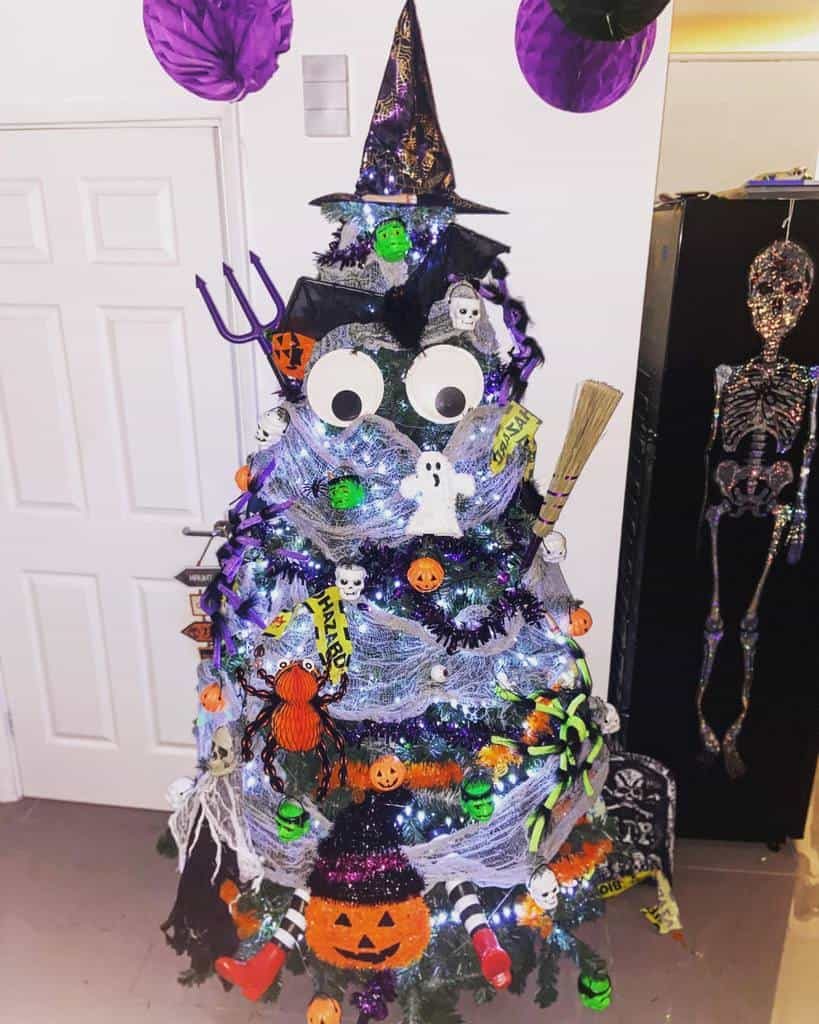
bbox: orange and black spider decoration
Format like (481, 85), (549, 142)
(238, 650), (348, 801)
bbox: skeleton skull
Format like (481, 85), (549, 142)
(600, 702), (621, 736)
(528, 863), (559, 912)
(256, 405), (289, 448)
(611, 767), (645, 805)
(208, 726), (237, 777)
(334, 564), (367, 602)
(542, 531), (567, 563)
(747, 240), (814, 346)
(448, 282), (482, 332)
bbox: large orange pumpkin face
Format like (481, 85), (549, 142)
(305, 895), (431, 970)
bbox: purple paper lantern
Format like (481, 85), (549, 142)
(144, 0), (293, 102)
(515, 0), (656, 114)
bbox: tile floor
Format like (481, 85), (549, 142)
(0, 798), (812, 1023)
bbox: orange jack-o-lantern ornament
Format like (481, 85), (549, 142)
(305, 791), (432, 971)
(234, 464), (252, 491)
(369, 755), (407, 792)
(199, 682), (226, 713)
(270, 331), (316, 380)
(569, 606), (593, 637)
(307, 994), (342, 1024)
(407, 556), (445, 593)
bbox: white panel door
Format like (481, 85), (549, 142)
(0, 126), (240, 808)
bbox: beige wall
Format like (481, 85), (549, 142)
(657, 54), (819, 195)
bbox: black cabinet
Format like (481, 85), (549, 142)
(611, 194), (819, 842)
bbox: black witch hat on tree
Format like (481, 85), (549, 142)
(311, 0), (505, 215)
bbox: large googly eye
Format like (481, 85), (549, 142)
(306, 349), (384, 427)
(405, 345), (484, 424)
(301, 659), (315, 672)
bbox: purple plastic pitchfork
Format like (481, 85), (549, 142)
(195, 251), (286, 360)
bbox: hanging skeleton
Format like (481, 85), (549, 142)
(697, 239), (819, 778)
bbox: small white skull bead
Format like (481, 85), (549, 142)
(335, 564), (367, 602)
(600, 702), (621, 736)
(166, 776), (194, 810)
(208, 726), (237, 777)
(447, 282), (482, 332)
(255, 405), (289, 449)
(542, 531), (567, 563)
(528, 863), (560, 912)
(430, 663), (449, 684)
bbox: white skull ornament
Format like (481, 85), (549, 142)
(528, 864), (560, 912)
(541, 531), (567, 564)
(208, 726), (237, 777)
(601, 702), (621, 736)
(335, 564), (367, 602)
(256, 405), (289, 449)
(447, 282), (482, 332)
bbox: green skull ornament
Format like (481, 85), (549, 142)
(328, 474), (367, 511)
(276, 798), (311, 843)
(577, 972), (613, 1011)
(374, 218), (411, 263)
(460, 771), (496, 823)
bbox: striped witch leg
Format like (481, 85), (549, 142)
(445, 879), (512, 990)
(215, 889), (311, 1002)
(272, 888), (310, 951)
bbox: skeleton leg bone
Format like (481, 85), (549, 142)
(696, 501), (730, 762)
(723, 504), (791, 779)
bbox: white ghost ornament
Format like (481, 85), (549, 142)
(256, 405), (289, 449)
(399, 451), (475, 537)
(528, 864), (559, 912)
(447, 281), (482, 333)
(335, 564), (367, 602)
(208, 725), (237, 777)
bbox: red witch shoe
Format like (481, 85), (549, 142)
(471, 926), (513, 989)
(215, 941), (287, 1001)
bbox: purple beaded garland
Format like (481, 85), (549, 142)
(515, 0), (656, 114)
(143, 0), (293, 102)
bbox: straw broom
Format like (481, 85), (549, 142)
(532, 380), (623, 539)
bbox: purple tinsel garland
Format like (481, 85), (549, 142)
(352, 972), (397, 1024)
(342, 711), (491, 753)
(314, 850), (409, 885)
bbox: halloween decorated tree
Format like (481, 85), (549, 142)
(162, 3), (628, 1020)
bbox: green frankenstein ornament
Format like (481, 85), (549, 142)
(276, 798), (311, 843)
(577, 972), (613, 1012)
(460, 771), (496, 822)
(328, 474), (367, 511)
(374, 218), (412, 262)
